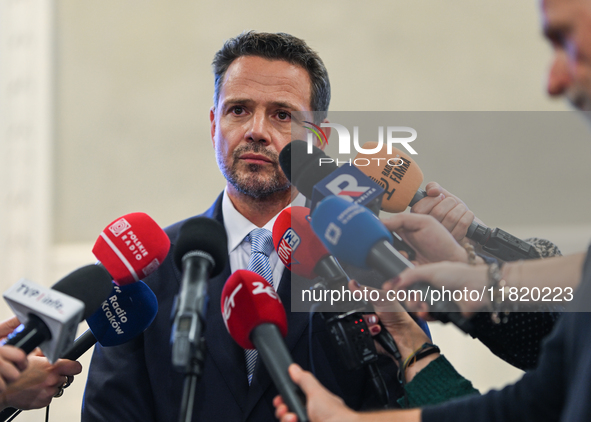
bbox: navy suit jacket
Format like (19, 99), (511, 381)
(82, 193), (400, 422)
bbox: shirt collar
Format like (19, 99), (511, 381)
(222, 187), (306, 255)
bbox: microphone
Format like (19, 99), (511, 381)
(272, 207), (394, 406)
(171, 217), (227, 374)
(92, 212), (171, 286)
(282, 140), (539, 261)
(354, 142), (540, 260)
(272, 206), (348, 288)
(66, 280), (158, 358)
(310, 196), (474, 333)
(273, 206), (404, 356)
(0, 280), (159, 422)
(280, 141), (414, 258)
(54, 212), (166, 359)
(280, 141), (384, 214)
(221, 269), (308, 422)
(2, 265), (113, 362)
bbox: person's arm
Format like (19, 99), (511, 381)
(389, 253), (585, 315)
(351, 282), (478, 408)
(276, 306), (573, 422)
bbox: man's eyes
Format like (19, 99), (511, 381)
(231, 106), (245, 115)
(277, 111), (291, 120)
(227, 106), (291, 120)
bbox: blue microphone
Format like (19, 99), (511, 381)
(310, 196), (413, 282)
(62, 281), (158, 359)
(311, 195), (474, 332)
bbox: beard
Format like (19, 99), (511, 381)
(217, 143), (291, 199)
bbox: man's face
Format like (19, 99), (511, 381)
(543, 0), (591, 110)
(210, 56), (313, 199)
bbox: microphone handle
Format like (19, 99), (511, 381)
(4, 315), (51, 354)
(252, 324), (309, 422)
(314, 255), (348, 282)
(364, 240), (476, 334)
(62, 330), (97, 360)
(367, 241), (414, 282)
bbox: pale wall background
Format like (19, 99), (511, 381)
(1, 0), (588, 420)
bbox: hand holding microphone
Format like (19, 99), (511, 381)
(409, 182), (478, 243)
(0, 212), (166, 421)
(0, 347), (27, 395)
(2, 264), (113, 360)
(310, 195), (475, 333)
(380, 213), (480, 266)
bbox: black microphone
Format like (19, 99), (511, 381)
(2, 265), (113, 360)
(171, 216), (228, 374)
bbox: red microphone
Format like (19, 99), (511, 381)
(92, 212), (171, 286)
(272, 207), (348, 285)
(221, 270), (308, 422)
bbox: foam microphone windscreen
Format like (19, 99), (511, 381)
(272, 206), (330, 279)
(92, 212), (171, 286)
(86, 280), (158, 346)
(279, 140), (337, 198)
(172, 216), (228, 277)
(53, 265), (114, 319)
(354, 142), (424, 213)
(311, 196), (393, 269)
(221, 270), (288, 349)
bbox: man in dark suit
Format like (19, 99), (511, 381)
(81, 31), (400, 422)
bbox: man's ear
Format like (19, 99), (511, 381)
(209, 106), (216, 149)
(319, 119), (331, 151)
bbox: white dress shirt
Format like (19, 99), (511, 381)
(221, 188), (306, 290)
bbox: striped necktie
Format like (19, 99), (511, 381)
(244, 228), (274, 385)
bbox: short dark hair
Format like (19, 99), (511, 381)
(212, 31), (330, 123)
